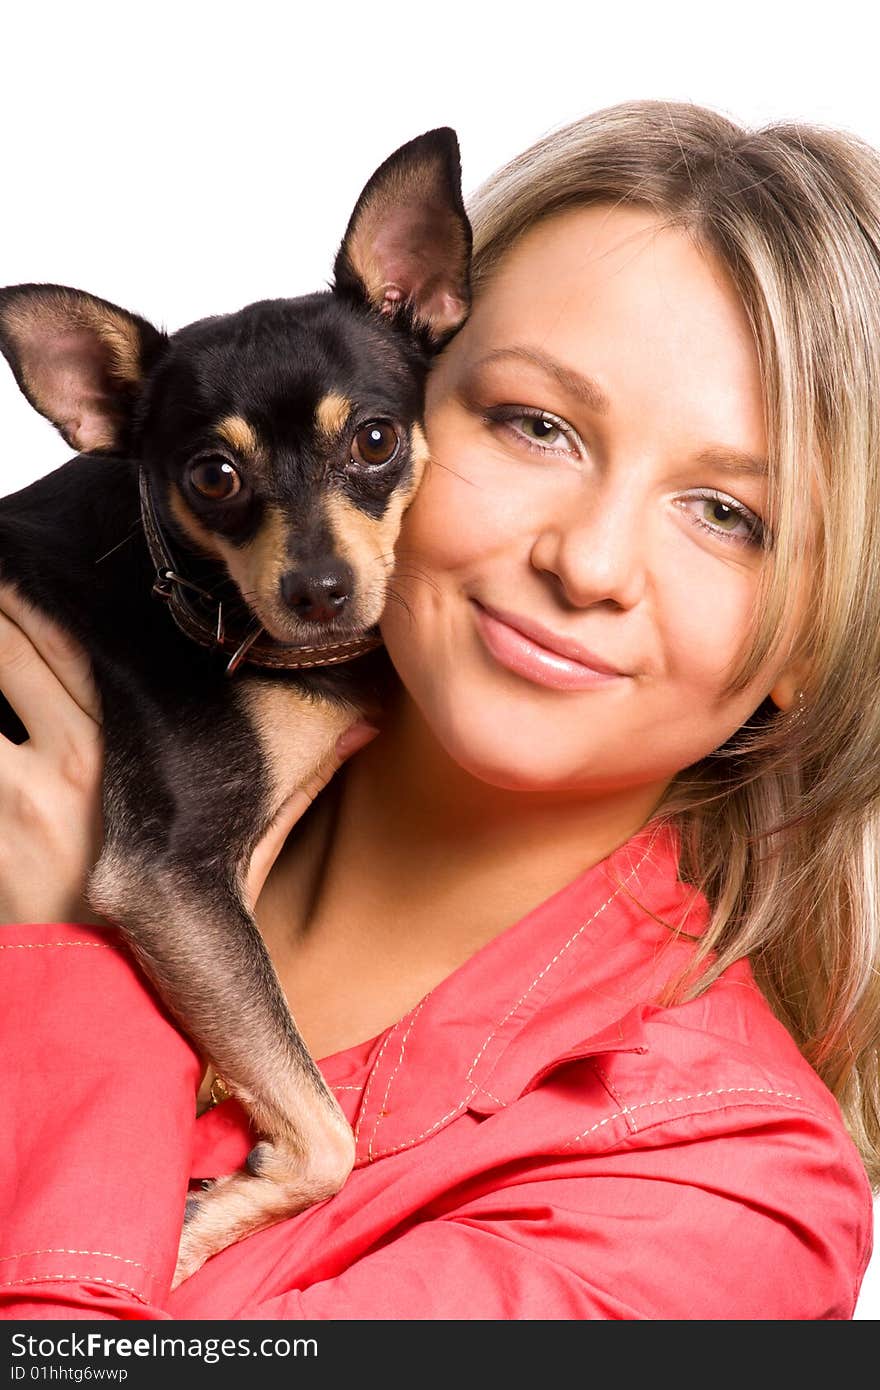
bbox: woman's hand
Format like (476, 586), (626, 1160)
(0, 577), (379, 927)
(0, 582), (106, 925)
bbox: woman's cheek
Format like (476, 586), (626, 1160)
(657, 528), (754, 686)
(398, 440), (514, 573)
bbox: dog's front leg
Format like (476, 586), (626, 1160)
(90, 840), (356, 1285)
(87, 684), (362, 1285)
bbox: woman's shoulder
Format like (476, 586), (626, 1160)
(636, 972), (860, 1155)
(475, 958), (874, 1313)
(504, 935), (864, 1165)
(481, 948), (863, 1152)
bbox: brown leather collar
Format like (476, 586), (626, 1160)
(138, 468), (383, 675)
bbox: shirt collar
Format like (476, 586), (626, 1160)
(351, 816), (709, 1164)
(191, 816), (708, 1176)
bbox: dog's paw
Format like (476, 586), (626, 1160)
(171, 1129), (355, 1289)
(173, 1180), (235, 1287)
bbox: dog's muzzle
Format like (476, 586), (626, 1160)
(138, 469), (383, 675)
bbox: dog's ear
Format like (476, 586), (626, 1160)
(333, 127), (471, 346)
(0, 284), (167, 453)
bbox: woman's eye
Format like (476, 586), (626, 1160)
(485, 407), (579, 455)
(515, 415), (565, 447)
(698, 496), (742, 532)
(680, 491), (767, 548)
(189, 456), (243, 501)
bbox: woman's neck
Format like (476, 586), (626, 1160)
(264, 683), (670, 954)
(254, 684), (673, 1059)
(355, 688), (665, 873)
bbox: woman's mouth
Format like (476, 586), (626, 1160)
(470, 599), (627, 691)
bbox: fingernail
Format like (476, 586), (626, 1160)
(336, 722), (380, 760)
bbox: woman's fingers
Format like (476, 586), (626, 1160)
(244, 721), (380, 912)
(0, 584), (103, 750)
(0, 594), (106, 923)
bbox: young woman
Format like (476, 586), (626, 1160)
(0, 100), (877, 1320)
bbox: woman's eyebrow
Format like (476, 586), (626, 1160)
(474, 347), (769, 478)
(474, 346), (611, 413)
(692, 445), (769, 478)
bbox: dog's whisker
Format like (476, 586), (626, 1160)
(232, 589), (262, 609)
(385, 569), (441, 595)
(94, 519), (142, 565)
(424, 458), (477, 487)
(383, 588), (416, 623)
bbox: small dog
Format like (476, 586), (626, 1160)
(0, 128), (471, 1283)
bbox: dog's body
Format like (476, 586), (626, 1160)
(0, 129), (471, 1283)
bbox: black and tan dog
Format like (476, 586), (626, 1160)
(0, 128), (471, 1283)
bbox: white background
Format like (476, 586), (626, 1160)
(1, 0), (877, 1317)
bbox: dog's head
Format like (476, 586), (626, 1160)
(0, 128), (471, 644)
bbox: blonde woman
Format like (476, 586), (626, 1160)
(0, 100), (876, 1320)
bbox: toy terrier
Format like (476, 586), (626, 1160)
(0, 127), (471, 1284)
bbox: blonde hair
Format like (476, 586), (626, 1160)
(468, 100), (880, 1187)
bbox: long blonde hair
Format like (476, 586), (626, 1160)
(468, 100), (880, 1187)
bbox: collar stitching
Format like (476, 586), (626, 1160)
(353, 1017), (408, 1147)
(364, 828), (664, 1161)
(561, 1085), (810, 1149)
(365, 996), (431, 1162)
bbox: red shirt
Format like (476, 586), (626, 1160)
(0, 820), (872, 1319)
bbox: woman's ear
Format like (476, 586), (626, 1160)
(768, 664), (810, 712)
(0, 283), (168, 454)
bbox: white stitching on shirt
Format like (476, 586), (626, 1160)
(592, 1061), (638, 1134)
(365, 832), (662, 1160)
(563, 1086), (807, 1144)
(0, 1272), (150, 1302)
(0, 1248), (149, 1271)
(466, 878), (639, 1085)
(465, 829), (663, 1092)
(366, 998), (429, 1161)
(0, 941), (112, 951)
(353, 1014), (418, 1144)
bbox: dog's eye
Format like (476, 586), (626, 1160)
(351, 421), (400, 469)
(189, 456), (242, 501)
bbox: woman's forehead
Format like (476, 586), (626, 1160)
(459, 204), (768, 461)
(474, 203), (753, 349)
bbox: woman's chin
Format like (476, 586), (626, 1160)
(436, 715), (612, 795)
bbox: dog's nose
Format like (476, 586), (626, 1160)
(280, 561), (354, 623)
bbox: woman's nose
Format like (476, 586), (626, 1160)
(529, 481), (648, 610)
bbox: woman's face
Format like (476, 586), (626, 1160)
(379, 203), (803, 795)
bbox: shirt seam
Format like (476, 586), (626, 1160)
(591, 1060), (639, 1134)
(365, 997), (430, 1161)
(0, 1247), (151, 1272)
(362, 830), (665, 1161)
(0, 1273), (151, 1303)
(0, 941), (113, 951)
(464, 830), (664, 1094)
(561, 1086), (825, 1149)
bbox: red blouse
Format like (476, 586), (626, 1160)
(0, 820), (872, 1319)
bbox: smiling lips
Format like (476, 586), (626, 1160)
(471, 599), (628, 691)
